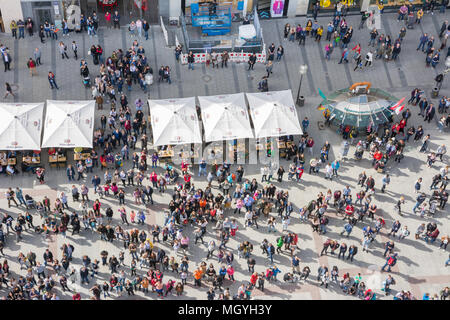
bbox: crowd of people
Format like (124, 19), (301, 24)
(0, 4), (449, 301)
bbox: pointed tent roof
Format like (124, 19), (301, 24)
(0, 102), (44, 150)
(198, 93), (254, 142)
(246, 90), (303, 138)
(148, 97), (202, 146)
(41, 100), (95, 148)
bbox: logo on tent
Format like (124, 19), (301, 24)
(169, 100), (177, 103)
(191, 115), (195, 120)
(85, 119), (90, 124)
(64, 139), (71, 143)
(11, 141), (18, 146)
(33, 121), (38, 126)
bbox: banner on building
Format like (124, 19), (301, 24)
(270, 0), (285, 18)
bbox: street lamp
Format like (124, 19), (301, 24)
(296, 64), (308, 107)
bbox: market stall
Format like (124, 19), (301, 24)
(246, 90), (302, 138)
(41, 100), (95, 148)
(148, 97), (202, 148)
(0, 102), (44, 150)
(198, 92), (254, 142)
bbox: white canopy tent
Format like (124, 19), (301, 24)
(198, 93), (254, 142)
(41, 100), (95, 148)
(0, 102), (44, 150)
(148, 97), (202, 146)
(246, 90), (303, 138)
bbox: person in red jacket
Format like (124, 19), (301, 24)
(104, 11), (112, 28)
(344, 204), (355, 219)
(72, 292), (81, 300)
(250, 272), (258, 288)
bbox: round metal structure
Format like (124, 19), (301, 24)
(319, 86), (399, 130)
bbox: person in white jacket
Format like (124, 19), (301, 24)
(364, 50), (373, 67)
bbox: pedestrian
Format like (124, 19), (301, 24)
(248, 53), (257, 70)
(34, 47), (42, 66)
(4, 82), (15, 99)
(48, 71), (59, 90)
(27, 58), (37, 76)
(265, 60), (273, 77)
(2, 50), (12, 72)
(72, 41), (78, 60)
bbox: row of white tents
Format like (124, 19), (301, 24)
(0, 100), (94, 150)
(149, 90), (303, 147)
(0, 90), (302, 151)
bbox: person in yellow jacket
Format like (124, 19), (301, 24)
(416, 8), (423, 24)
(305, 19), (313, 36)
(316, 26), (324, 42)
(10, 20), (17, 39)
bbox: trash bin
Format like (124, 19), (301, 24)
(297, 96), (305, 107)
(432, 87), (439, 98)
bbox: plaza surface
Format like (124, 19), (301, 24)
(0, 11), (449, 300)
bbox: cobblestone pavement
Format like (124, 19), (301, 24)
(0, 11), (449, 300)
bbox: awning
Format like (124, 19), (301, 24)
(41, 100), (95, 148)
(198, 93), (254, 142)
(0, 102), (44, 150)
(246, 90), (303, 138)
(148, 97), (202, 146)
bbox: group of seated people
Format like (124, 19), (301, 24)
(0, 151), (18, 175)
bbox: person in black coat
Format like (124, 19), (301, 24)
(424, 103), (435, 123)
(2, 52), (11, 72)
(248, 53), (257, 70)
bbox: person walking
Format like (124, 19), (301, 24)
(34, 48), (42, 66)
(27, 58), (37, 76)
(187, 51), (195, 70)
(59, 42), (69, 59)
(265, 60), (273, 77)
(248, 53), (257, 70)
(72, 41), (78, 60)
(4, 82), (15, 99)
(381, 174), (390, 193)
(48, 71), (59, 90)
(364, 51), (373, 67)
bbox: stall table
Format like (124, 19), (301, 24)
(22, 156), (40, 165)
(74, 153), (91, 161)
(158, 149), (175, 158)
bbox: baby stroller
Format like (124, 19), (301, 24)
(428, 200), (438, 216)
(82, 75), (91, 88)
(354, 145), (364, 160)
